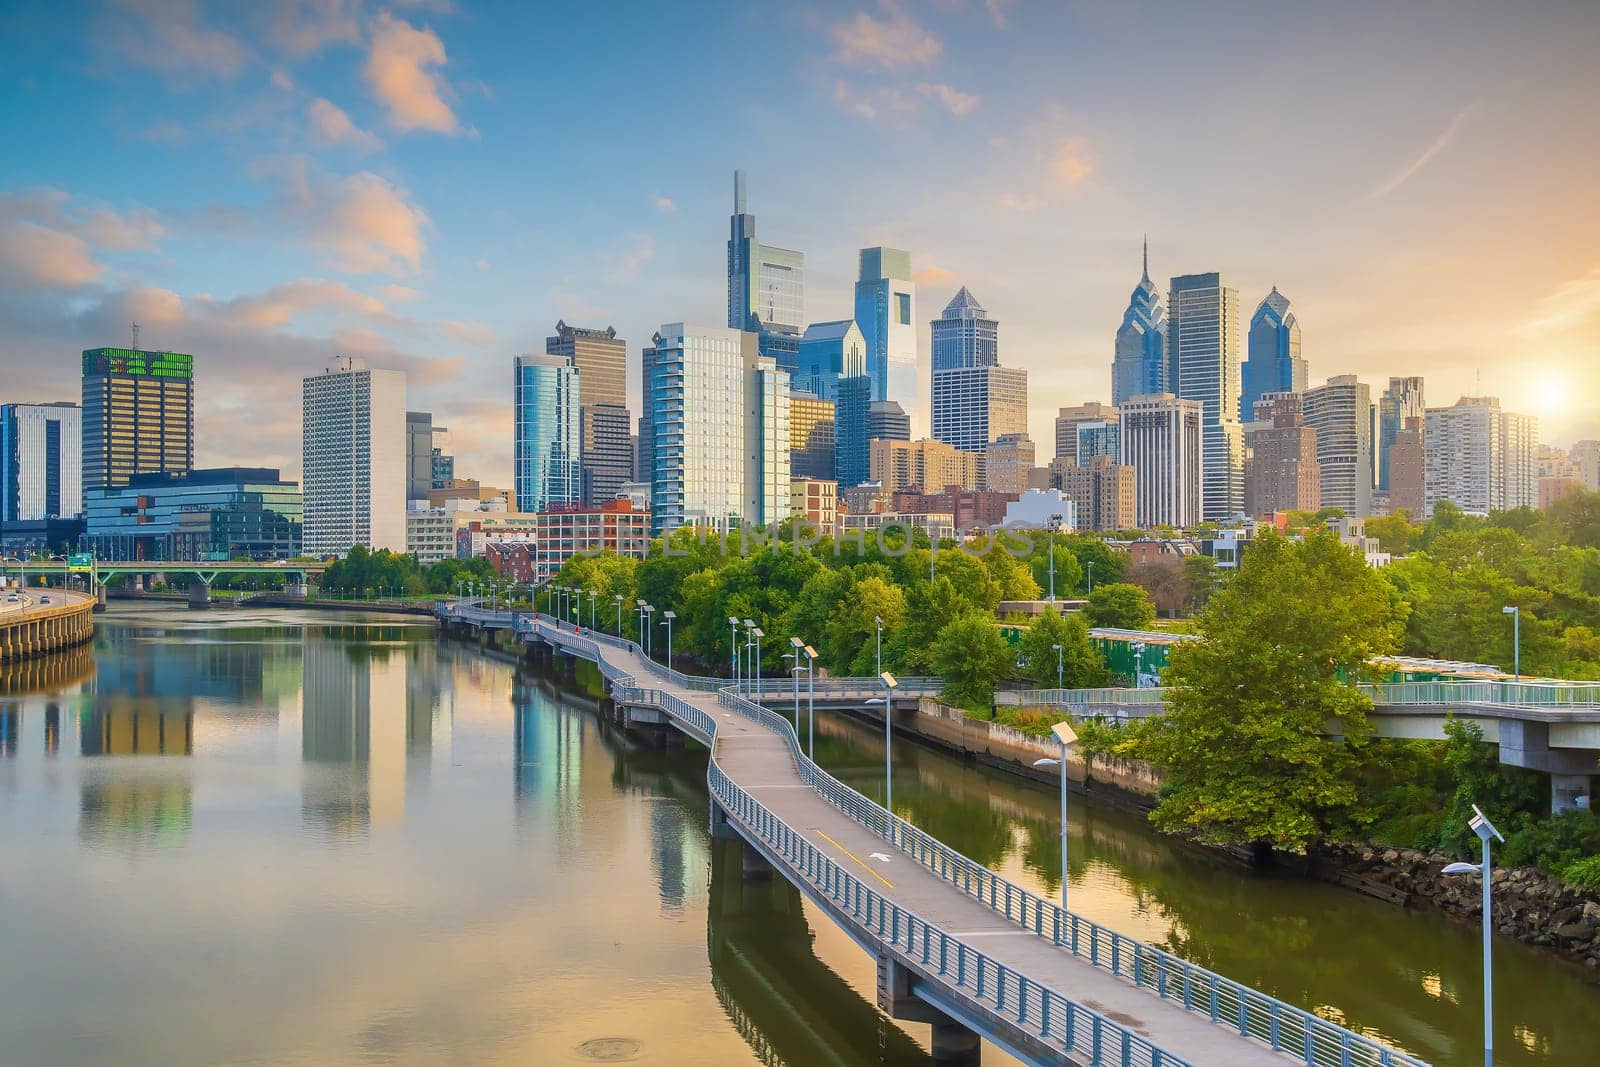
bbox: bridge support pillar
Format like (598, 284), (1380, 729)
(283, 581), (308, 599)
(930, 1021), (981, 1064)
(94, 584), (108, 613)
(878, 958), (980, 1063)
(187, 579), (211, 610)
(709, 800), (740, 841)
(740, 840), (773, 883)
(1552, 774), (1593, 814)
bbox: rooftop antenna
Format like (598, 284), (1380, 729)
(130, 322), (141, 351)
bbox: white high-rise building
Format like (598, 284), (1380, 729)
(855, 247), (918, 430)
(302, 358), (407, 556)
(0, 402), (82, 521)
(1303, 375), (1374, 517)
(1119, 393), (1203, 528)
(1169, 272), (1244, 521)
(1424, 396), (1539, 516)
(644, 324), (790, 533)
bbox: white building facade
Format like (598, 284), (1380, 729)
(1424, 396), (1539, 516)
(1119, 393), (1203, 529)
(1302, 374), (1374, 517)
(301, 358), (407, 556)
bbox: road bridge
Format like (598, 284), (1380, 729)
(3, 559), (326, 608)
(0, 589), (95, 664)
(443, 602), (1428, 1067)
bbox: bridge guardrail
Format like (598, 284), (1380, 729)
(1014, 679), (1600, 712)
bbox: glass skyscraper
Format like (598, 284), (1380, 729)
(1169, 273), (1244, 521)
(854, 247), (917, 419)
(1111, 241), (1169, 405)
(1377, 376), (1425, 491)
(795, 319), (866, 402)
(834, 375), (874, 489)
(727, 171), (804, 335)
(1240, 287), (1306, 423)
(546, 321), (632, 505)
(513, 353), (581, 513)
(930, 287), (997, 370)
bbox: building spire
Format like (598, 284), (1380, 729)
(734, 169), (746, 215)
(1141, 235), (1150, 284)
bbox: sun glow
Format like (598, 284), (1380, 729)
(1531, 373), (1569, 415)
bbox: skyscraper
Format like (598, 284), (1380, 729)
(727, 171), (804, 334)
(929, 288), (1026, 454)
(1, 403), (82, 522)
(1388, 417), (1426, 517)
(81, 347), (194, 492)
(789, 392), (836, 480)
(301, 358), (407, 556)
(513, 354), (582, 513)
(1169, 273), (1243, 520)
(1377, 376), (1425, 491)
(1243, 391), (1320, 517)
(930, 287), (997, 371)
(644, 324), (789, 532)
(867, 401), (911, 442)
(1119, 393), (1203, 529)
(1054, 402), (1119, 464)
(834, 375), (874, 489)
(795, 319), (866, 402)
(1240, 288), (1306, 422)
(546, 322), (631, 505)
(406, 411), (434, 500)
(1111, 240), (1169, 405)
(1424, 397), (1538, 516)
(854, 247), (917, 418)
(1303, 375), (1373, 517)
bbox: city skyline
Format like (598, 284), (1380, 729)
(1, 1), (1597, 490)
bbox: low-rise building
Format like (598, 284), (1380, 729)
(839, 481), (891, 515)
(838, 510), (955, 542)
(1057, 454), (1136, 531)
(405, 505), (455, 564)
(1329, 517), (1392, 567)
(535, 499), (650, 581)
(1001, 489), (1077, 531)
(85, 467), (302, 560)
(790, 477), (837, 535)
(984, 433), (1036, 494)
(892, 486), (1016, 530)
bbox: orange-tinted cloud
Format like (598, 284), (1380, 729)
(918, 82), (979, 116)
(363, 11), (459, 134)
(102, 0), (248, 80)
(274, 164), (430, 275)
(202, 278), (393, 329)
(0, 220), (103, 289)
(830, 1), (941, 69)
(307, 98), (384, 153)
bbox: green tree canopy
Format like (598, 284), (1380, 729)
(1018, 608), (1106, 688)
(1084, 582), (1156, 629)
(931, 613), (1015, 711)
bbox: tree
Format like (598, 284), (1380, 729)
(931, 613), (1015, 711)
(1127, 556), (1188, 617)
(1029, 541), (1082, 599)
(1084, 582), (1156, 629)
(1132, 529), (1406, 853)
(1363, 512), (1420, 556)
(1018, 609), (1107, 687)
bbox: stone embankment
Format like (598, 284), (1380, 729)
(1317, 843), (1600, 973)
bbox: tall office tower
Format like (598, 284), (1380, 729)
(1, 403), (82, 522)
(790, 392), (836, 480)
(868, 401), (911, 442)
(985, 433), (1036, 494)
(1243, 392), (1319, 517)
(1239, 288), (1306, 423)
(405, 411), (434, 499)
(1424, 396), (1540, 516)
(1302, 375), (1373, 517)
(546, 322), (631, 505)
(1376, 376), (1425, 491)
(1169, 273), (1244, 520)
(854, 246), (917, 414)
(81, 347), (194, 492)
(931, 287), (998, 370)
(1054, 402), (1119, 464)
(932, 366), (1028, 453)
(834, 375), (874, 488)
(1119, 393), (1202, 529)
(1059, 455), (1137, 532)
(1388, 417), (1426, 517)
(1573, 440), (1600, 491)
(301, 357), (407, 556)
(645, 324), (789, 532)
(513, 353), (582, 513)
(795, 320), (866, 401)
(1111, 241), (1169, 405)
(727, 171), (804, 334)
(868, 438), (981, 494)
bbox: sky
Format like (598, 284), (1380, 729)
(1, 0), (1598, 488)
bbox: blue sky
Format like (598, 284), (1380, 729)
(2, 0), (1597, 485)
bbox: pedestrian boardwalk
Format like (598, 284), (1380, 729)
(454, 606), (1429, 1067)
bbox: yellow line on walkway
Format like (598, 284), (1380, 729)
(815, 829), (894, 889)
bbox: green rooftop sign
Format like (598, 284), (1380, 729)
(82, 348), (194, 379)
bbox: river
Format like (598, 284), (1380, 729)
(0, 606), (1594, 1066)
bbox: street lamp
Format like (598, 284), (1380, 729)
(743, 619), (756, 696)
(1047, 514), (1062, 602)
(662, 609), (676, 667)
(869, 671), (899, 810)
(874, 615), (884, 675)
(786, 636), (804, 731)
(614, 593), (624, 634)
(636, 598), (647, 650)
(1052, 642), (1064, 689)
(729, 616), (741, 690)
(643, 604), (655, 659)
(1086, 560), (1095, 595)
(803, 644), (818, 758)
(750, 625), (764, 695)
(1443, 804), (1504, 1067)
(1032, 720), (1080, 915)
(1502, 605), (1520, 680)
(587, 588), (597, 629)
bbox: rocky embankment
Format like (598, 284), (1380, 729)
(1319, 843), (1600, 972)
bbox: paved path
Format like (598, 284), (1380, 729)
(527, 616), (1366, 1067)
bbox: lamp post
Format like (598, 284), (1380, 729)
(743, 619), (756, 697)
(1047, 514), (1061, 602)
(874, 615), (883, 675)
(1033, 720), (1079, 915)
(787, 636), (804, 731)
(867, 672), (899, 810)
(1053, 642), (1064, 689)
(1443, 804), (1504, 1067)
(588, 589), (597, 630)
(750, 625), (764, 696)
(1086, 560), (1095, 595)
(662, 609), (676, 668)
(804, 644), (817, 758)
(614, 593), (624, 634)
(729, 616), (741, 690)
(643, 604), (655, 659)
(1502, 605), (1520, 680)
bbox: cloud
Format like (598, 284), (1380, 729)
(307, 98), (384, 153)
(913, 262), (959, 286)
(829, 1), (941, 69)
(437, 319), (493, 345)
(984, 0), (1012, 29)
(604, 234), (654, 284)
(1519, 266), (1600, 335)
(0, 220), (103, 289)
(832, 80), (918, 121)
(0, 190), (165, 288)
(382, 283), (420, 303)
(363, 11), (459, 134)
(650, 193), (678, 213)
(198, 278), (395, 329)
(259, 0), (362, 56)
(1367, 104), (1475, 201)
(1047, 137), (1094, 187)
(270, 161), (430, 274)
(101, 0), (249, 80)
(137, 119), (188, 143)
(270, 70), (296, 91)
(917, 82), (979, 116)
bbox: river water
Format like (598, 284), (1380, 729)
(0, 606), (1595, 1066)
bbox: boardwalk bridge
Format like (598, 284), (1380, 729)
(440, 601), (1428, 1067)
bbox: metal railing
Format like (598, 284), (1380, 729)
(1015, 686), (1172, 707)
(1015, 680), (1600, 713)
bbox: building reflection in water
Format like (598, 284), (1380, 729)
(0, 702), (18, 757)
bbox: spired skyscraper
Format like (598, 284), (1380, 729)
(854, 247), (918, 422)
(1240, 287), (1306, 423)
(1111, 240), (1170, 405)
(930, 288), (1026, 454)
(727, 170), (804, 372)
(1169, 272), (1244, 521)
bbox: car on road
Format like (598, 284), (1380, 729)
(40, 595), (51, 604)
(5, 594), (18, 602)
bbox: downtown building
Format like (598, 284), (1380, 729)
(727, 170), (804, 368)
(81, 347), (194, 493)
(984, 433), (1036, 494)
(930, 289), (1026, 455)
(1424, 396), (1538, 516)
(1, 402), (82, 522)
(1169, 273), (1244, 521)
(1243, 392), (1320, 517)
(513, 353), (582, 513)
(1057, 455), (1136, 532)
(790, 391), (836, 480)
(1377, 377), (1425, 493)
(301, 358), (407, 556)
(1054, 402), (1118, 465)
(1239, 288), (1306, 423)
(1119, 393), (1203, 529)
(795, 319), (865, 402)
(85, 466), (303, 561)
(547, 321), (632, 505)
(643, 324), (789, 533)
(1302, 375), (1373, 517)
(868, 437), (981, 495)
(854, 247), (918, 425)
(1111, 242), (1170, 405)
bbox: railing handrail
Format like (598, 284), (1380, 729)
(1014, 679), (1600, 712)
